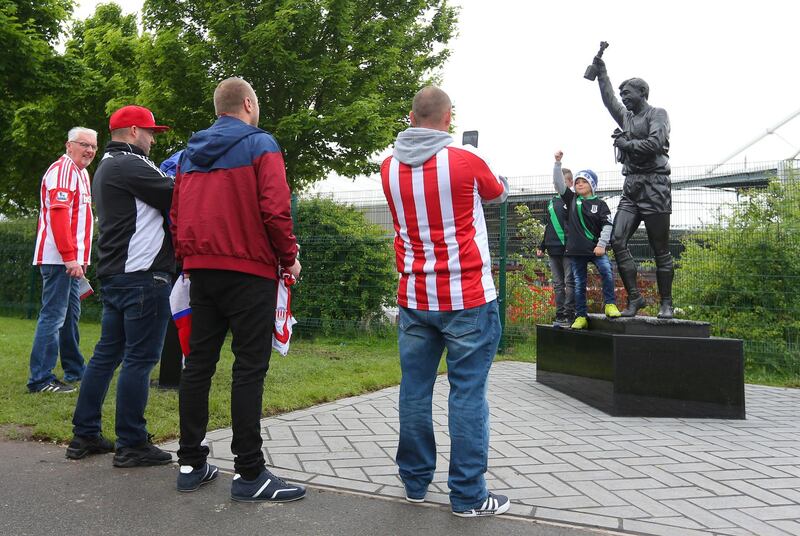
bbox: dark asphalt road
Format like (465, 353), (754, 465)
(0, 441), (613, 536)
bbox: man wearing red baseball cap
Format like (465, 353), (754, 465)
(68, 104), (176, 467)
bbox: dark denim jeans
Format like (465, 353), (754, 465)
(396, 300), (501, 511)
(28, 264), (84, 391)
(571, 254), (616, 317)
(72, 271), (171, 447)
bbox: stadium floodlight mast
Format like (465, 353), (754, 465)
(707, 107), (800, 174)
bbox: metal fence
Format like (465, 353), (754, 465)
(307, 159), (800, 377)
(1, 159), (798, 378)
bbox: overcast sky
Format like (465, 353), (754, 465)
(75, 0), (800, 189)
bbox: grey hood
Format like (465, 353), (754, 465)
(392, 127), (453, 167)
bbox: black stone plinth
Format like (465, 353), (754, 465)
(586, 314), (711, 338)
(536, 317), (745, 419)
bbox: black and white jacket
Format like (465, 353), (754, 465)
(92, 141), (175, 278)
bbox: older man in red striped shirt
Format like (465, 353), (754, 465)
(381, 86), (510, 518)
(28, 127), (97, 393)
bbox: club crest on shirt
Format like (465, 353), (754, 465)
(591, 205), (598, 213)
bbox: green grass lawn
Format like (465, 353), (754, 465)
(0, 316), (534, 445)
(0, 317), (417, 444)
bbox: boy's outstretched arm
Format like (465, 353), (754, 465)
(553, 150), (567, 195)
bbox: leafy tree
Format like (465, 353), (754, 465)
(0, 0), (74, 214)
(674, 178), (800, 373)
(140, 0), (458, 190)
(1, 2), (145, 215)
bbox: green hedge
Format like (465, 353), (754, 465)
(293, 197), (396, 333)
(0, 219), (102, 321)
(674, 180), (800, 377)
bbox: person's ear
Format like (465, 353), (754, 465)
(409, 111), (417, 127)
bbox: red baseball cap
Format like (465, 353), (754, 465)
(109, 105), (170, 133)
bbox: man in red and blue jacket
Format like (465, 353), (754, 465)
(170, 77), (304, 501)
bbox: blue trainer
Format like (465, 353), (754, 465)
(177, 463), (219, 492)
(230, 469), (306, 502)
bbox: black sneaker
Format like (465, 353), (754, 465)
(30, 380), (75, 393)
(552, 316), (571, 328)
(230, 469), (306, 502)
(177, 463), (219, 492)
(452, 492), (511, 517)
(66, 434), (114, 459)
(113, 435), (172, 467)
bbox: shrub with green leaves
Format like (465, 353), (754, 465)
(293, 197), (396, 332)
(0, 219), (103, 320)
(0, 219), (38, 316)
(674, 179), (800, 376)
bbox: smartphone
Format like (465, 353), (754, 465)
(462, 130), (479, 148)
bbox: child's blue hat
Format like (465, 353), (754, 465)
(574, 169), (598, 193)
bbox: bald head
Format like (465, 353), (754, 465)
(410, 86), (452, 130)
(214, 77), (260, 126)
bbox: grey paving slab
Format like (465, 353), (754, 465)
(162, 361), (800, 536)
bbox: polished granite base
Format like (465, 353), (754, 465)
(536, 314), (745, 419)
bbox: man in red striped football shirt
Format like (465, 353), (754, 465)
(28, 127), (97, 393)
(381, 86), (511, 518)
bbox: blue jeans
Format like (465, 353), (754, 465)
(571, 254), (616, 317)
(72, 272), (171, 447)
(396, 300), (501, 511)
(28, 264), (84, 391)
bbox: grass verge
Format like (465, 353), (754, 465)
(0, 317), (410, 444)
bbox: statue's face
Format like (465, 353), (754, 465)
(620, 84), (645, 112)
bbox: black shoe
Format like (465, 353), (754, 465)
(657, 298), (674, 319)
(621, 296), (646, 317)
(231, 469), (306, 502)
(177, 463), (219, 492)
(66, 434), (115, 459)
(29, 379), (75, 393)
(113, 435), (172, 467)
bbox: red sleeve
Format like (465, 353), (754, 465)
(465, 151), (505, 201)
(48, 189), (77, 262)
(255, 151), (298, 268)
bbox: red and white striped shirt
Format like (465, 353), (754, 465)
(381, 144), (506, 311)
(33, 154), (93, 265)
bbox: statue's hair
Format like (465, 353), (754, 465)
(214, 77), (256, 115)
(619, 78), (649, 100)
(411, 86), (451, 125)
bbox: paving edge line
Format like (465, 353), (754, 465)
(193, 465), (632, 536)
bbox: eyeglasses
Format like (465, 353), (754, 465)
(69, 141), (98, 151)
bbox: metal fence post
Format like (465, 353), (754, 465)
(498, 200), (508, 353)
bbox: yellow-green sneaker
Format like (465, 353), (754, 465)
(571, 316), (588, 330)
(604, 304), (622, 318)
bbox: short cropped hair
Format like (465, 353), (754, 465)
(214, 77), (256, 115)
(562, 167), (573, 179)
(619, 78), (649, 100)
(411, 86), (452, 125)
(68, 126), (98, 141)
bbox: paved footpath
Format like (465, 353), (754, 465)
(161, 361), (800, 536)
(1, 441), (601, 536)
